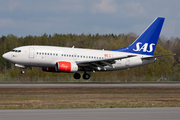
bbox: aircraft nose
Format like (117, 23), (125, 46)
(2, 53), (9, 60)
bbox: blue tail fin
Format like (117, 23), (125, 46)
(112, 17), (165, 55)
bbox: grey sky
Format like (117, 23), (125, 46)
(0, 0), (179, 39)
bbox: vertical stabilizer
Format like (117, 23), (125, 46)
(112, 17), (165, 55)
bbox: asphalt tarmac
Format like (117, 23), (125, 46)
(0, 82), (180, 87)
(0, 108), (180, 120)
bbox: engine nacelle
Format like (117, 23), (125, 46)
(41, 67), (56, 72)
(55, 61), (78, 73)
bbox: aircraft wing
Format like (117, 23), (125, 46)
(76, 55), (136, 70)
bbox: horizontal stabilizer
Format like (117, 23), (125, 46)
(142, 54), (175, 60)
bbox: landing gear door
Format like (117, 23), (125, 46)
(29, 47), (34, 58)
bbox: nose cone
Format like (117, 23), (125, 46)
(2, 53), (9, 60)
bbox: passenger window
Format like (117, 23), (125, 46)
(18, 50), (21, 52)
(74, 55), (76, 57)
(94, 57), (96, 59)
(42, 53), (44, 55)
(47, 53), (49, 55)
(56, 54), (58, 56)
(62, 54), (63, 56)
(77, 55), (79, 57)
(39, 53), (41, 55)
(64, 54), (66, 57)
(37, 52), (38, 55)
(83, 56), (85, 58)
(50, 53), (52, 55)
(45, 53), (46, 55)
(72, 55), (73, 57)
(53, 53), (55, 56)
(69, 55), (71, 57)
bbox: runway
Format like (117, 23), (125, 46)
(0, 82), (180, 87)
(0, 108), (180, 120)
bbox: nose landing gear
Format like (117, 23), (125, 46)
(21, 70), (25, 74)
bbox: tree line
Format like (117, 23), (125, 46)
(0, 33), (179, 82)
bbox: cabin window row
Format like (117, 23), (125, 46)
(37, 52), (104, 59)
(61, 54), (104, 59)
(37, 52), (58, 56)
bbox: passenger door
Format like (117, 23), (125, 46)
(29, 47), (34, 58)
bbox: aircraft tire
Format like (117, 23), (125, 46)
(21, 70), (25, 74)
(74, 73), (81, 79)
(83, 73), (90, 80)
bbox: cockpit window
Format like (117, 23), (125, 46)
(11, 50), (21, 52)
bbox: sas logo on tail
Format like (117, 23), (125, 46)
(133, 42), (155, 52)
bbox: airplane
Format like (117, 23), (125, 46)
(2, 17), (174, 80)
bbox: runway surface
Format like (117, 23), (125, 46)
(0, 108), (180, 120)
(0, 82), (180, 87)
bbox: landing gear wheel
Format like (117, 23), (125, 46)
(21, 70), (25, 74)
(83, 73), (90, 80)
(74, 73), (81, 79)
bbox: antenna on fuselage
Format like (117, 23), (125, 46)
(72, 46), (75, 48)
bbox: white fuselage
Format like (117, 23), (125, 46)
(3, 45), (155, 71)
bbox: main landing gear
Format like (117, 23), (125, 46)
(83, 73), (90, 80)
(74, 72), (90, 80)
(73, 73), (81, 79)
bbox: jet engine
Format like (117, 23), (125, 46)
(55, 61), (78, 73)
